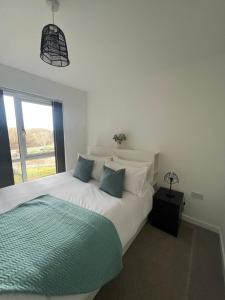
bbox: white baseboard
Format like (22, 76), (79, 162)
(218, 228), (225, 284)
(182, 214), (220, 233)
(182, 214), (225, 283)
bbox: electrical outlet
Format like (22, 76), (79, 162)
(191, 192), (204, 200)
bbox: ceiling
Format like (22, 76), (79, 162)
(0, 0), (225, 91)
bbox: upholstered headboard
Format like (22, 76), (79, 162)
(88, 146), (159, 187)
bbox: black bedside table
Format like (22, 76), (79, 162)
(149, 187), (184, 237)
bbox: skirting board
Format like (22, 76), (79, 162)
(182, 214), (219, 233)
(219, 228), (225, 284)
(182, 214), (225, 283)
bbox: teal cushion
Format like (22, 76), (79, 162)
(100, 165), (125, 198)
(73, 156), (94, 182)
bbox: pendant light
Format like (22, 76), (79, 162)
(40, 0), (70, 67)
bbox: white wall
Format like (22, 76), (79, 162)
(0, 64), (87, 170)
(88, 53), (225, 237)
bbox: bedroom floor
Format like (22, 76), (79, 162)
(95, 221), (225, 300)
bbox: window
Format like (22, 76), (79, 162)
(3, 94), (56, 183)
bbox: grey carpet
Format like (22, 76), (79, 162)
(95, 221), (225, 300)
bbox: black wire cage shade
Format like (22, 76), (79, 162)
(40, 24), (70, 67)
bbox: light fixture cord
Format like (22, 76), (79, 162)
(52, 0), (55, 24)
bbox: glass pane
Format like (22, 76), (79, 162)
(22, 101), (55, 156)
(3, 96), (20, 160)
(12, 162), (23, 184)
(26, 157), (56, 181)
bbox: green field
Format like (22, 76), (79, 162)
(14, 165), (56, 184)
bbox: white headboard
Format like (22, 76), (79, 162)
(88, 146), (159, 188)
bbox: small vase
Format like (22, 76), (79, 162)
(116, 143), (122, 149)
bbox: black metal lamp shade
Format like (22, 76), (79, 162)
(40, 24), (70, 67)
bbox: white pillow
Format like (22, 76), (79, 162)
(113, 155), (152, 183)
(78, 154), (112, 181)
(105, 160), (148, 197)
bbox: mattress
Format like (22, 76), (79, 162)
(0, 171), (153, 300)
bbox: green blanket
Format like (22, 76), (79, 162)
(0, 195), (122, 296)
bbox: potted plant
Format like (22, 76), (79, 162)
(113, 133), (127, 147)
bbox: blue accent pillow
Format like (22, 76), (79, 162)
(73, 156), (94, 183)
(100, 165), (125, 198)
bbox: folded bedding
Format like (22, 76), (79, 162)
(0, 195), (122, 296)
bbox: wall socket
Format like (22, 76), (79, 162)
(191, 192), (204, 200)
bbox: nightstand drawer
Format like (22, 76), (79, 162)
(149, 210), (180, 236)
(153, 199), (180, 220)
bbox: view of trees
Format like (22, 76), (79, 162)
(8, 128), (54, 149)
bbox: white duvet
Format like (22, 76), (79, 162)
(0, 172), (153, 300)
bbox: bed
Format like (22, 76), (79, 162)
(0, 146), (159, 300)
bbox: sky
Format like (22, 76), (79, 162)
(4, 96), (53, 130)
